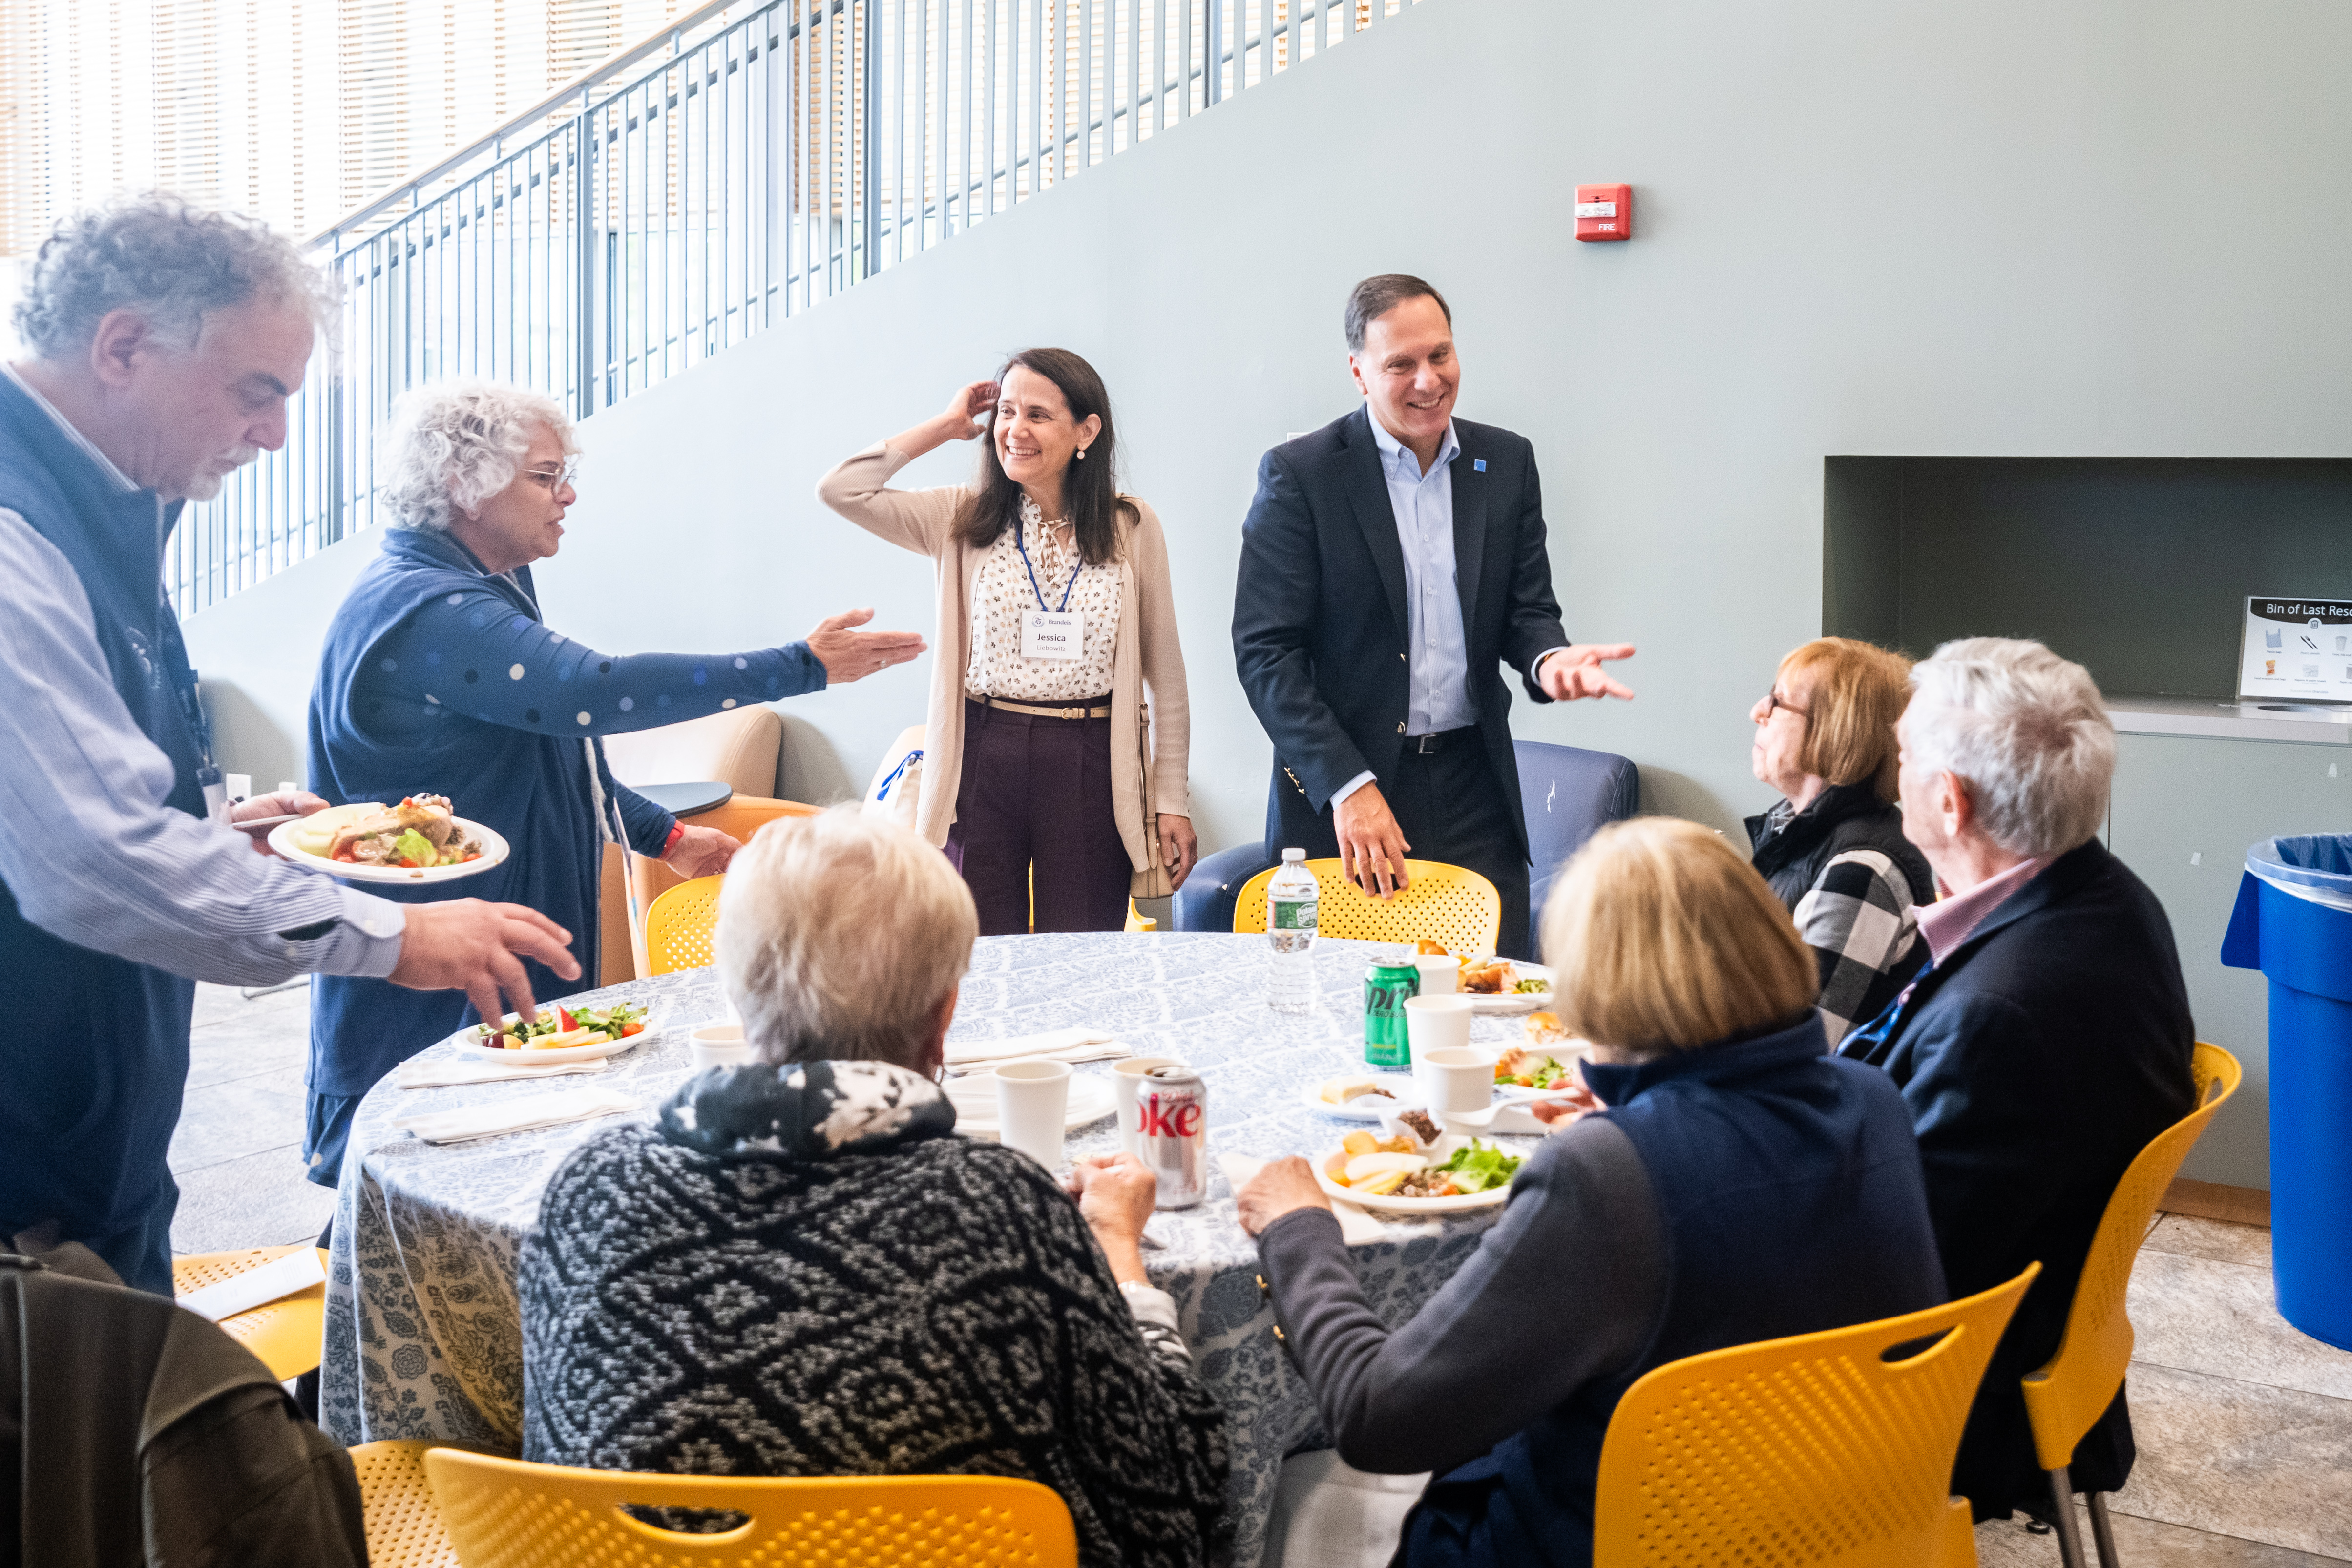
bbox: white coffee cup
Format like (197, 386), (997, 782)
(688, 1023), (754, 1072)
(1416, 1045), (1495, 1114)
(1112, 1056), (1186, 1157)
(1403, 993), (1474, 1062)
(1412, 954), (1459, 995)
(994, 1059), (1073, 1170)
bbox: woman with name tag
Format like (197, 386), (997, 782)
(818, 349), (1196, 933)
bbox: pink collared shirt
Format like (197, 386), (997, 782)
(1915, 854), (2055, 965)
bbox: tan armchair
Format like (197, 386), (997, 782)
(597, 708), (786, 984)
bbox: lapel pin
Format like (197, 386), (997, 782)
(1472, 459), (1487, 472)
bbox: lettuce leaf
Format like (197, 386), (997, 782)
(1437, 1140), (1523, 1192)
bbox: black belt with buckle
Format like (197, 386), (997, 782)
(1404, 727), (1475, 754)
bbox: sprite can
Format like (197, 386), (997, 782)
(1363, 956), (1420, 1069)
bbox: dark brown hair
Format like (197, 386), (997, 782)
(1344, 273), (1451, 353)
(952, 347), (1135, 567)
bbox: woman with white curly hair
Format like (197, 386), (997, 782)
(301, 379), (924, 1194)
(1837, 637), (2195, 1530)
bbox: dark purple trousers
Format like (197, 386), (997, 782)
(945, 697), (1132, 936)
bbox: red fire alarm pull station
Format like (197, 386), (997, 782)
(1575, 184), (1631, 242)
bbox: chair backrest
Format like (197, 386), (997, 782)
(643, 875), (727, 976)
(423, 1448), (1079, 1568)
(1515, 739), (1639, 933)
(349, 1440), (463, 1568)
(1170, 841), (1279, 933)
(171, 1245), (329, 1382)
(1234, 858), (1503, 953)
(2019, 1042), (2242, 1471)
(1593, 1263), (2040, 1568)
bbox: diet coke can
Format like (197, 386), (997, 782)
(1136, 1065), (1208, 1209)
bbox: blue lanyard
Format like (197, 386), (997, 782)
(1012, 521), (1081, 614)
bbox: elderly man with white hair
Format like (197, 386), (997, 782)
(0, 195), (578, 1296)
(519, 809), (1230, 1566)
(303, 378), (925, 1198)
(1838, 637), (2196, 1531)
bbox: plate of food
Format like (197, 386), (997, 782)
(1303, 1072), (1421, 1120)
(270, 795), (509, 883)
(1315, 1132), (1525, 1213)
(944, 1074), (1117, 1140)
(1407, 941), (1552, 1014)
(464, 1003), (660, 1063)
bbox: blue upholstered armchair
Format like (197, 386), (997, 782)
(1174, 741), (1638, 937)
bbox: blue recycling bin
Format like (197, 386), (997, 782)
(2221, 836), (2352, 1351)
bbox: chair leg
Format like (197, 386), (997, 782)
(2086, 1491), (2121, 1568)
(2046, 1467), (2089, 1568)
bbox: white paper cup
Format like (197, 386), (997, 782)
(688, 1024), (754, 1072)
(1112, 1056), (1186, 1157)
(1416, 1045), (1495, 1114)
(1403, 993), (1474, 1063)
(1412, 955), (1459, 995)
(994, 1059), (1073, 1170)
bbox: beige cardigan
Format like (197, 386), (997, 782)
(817, 443), (1192, 878)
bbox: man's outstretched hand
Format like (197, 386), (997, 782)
(389, 899), (581, 1024)
(809, 607), (927, 684)
(1538, 643), (1637, 702)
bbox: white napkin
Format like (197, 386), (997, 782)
(178, 1247), (325, 1323)
(1219, 1153), (1388, 1246)
(945, 1027), (1123, 1070)
(397, 1055), (612, 1089)
(392, 1086), (637, 1146)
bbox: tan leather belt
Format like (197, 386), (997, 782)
(975, 696), (1113, 720)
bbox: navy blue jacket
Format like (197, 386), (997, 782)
(1231, 407), (1569, 858)
(0, 375), (204, 1243)
(1404, 1020), (1944, 1566)
(305, 527), (825, 1098)
(1840, 838), (2196, 1518)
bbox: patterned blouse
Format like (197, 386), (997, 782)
(964, 495), (1123, 703)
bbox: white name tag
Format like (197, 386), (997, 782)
(1022, 609), (1084, 661)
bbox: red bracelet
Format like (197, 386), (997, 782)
(661, 822), (686, 858)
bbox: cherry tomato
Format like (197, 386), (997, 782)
(621, 1022), (645, 1037)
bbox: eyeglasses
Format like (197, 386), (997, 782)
(522, 460), (580, 491)
(1761, 689), (1810, 721)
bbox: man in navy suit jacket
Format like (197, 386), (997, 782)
(1232, 275), (1633, 957)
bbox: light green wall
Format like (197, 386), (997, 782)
(186, 0), (2352, 1184)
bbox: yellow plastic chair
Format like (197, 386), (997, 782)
(1592, 1263), (2042, 1568)
(644, 875), (726, 975)
(348, 1440), (465, 1568)
(1124, 899), (1157, 932)
(2021, 1042), (2242, 1568)
(423, 1447), (1079, 1567)
(1234, 858), (1502, 953)
(171, 1244), (329, 1381)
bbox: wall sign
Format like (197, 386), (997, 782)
(2239, 596), (2352, 703)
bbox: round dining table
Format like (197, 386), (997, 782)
(319, 930), (1550, 1568)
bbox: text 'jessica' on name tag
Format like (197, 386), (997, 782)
(1022, 610), (1084, 661)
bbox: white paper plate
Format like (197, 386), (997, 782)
(1464, 962), (1554, 1015)
(270, 814), (511, 884)
(1313, 1139), (1518, 1214)
(945, 1074), (1117, 1139)
(457, 1019), (662, 1065)
(1301, 1080), (1421, 1120)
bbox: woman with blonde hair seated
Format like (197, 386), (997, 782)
(1237, 819), (1944, 1568)
(1747, 636), (1934, 1041)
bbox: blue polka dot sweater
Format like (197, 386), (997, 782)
(302, 525), (825, 1102)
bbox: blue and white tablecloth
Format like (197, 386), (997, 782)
(320, 932), (1545, 1566)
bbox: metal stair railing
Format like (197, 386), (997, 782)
(170, 0), (1435, 616)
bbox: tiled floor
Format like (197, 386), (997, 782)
(169, 980), (335, 1255)
(171, 983), (2352, 1562)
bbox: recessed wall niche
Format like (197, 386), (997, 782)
(1823, 458), (2352, 700)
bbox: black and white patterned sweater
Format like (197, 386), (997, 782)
(518, 1058), (1230, 1567)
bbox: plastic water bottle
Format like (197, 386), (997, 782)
(1266, 848), (1320, 1014)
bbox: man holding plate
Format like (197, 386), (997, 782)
(0, 197), (579, 1295)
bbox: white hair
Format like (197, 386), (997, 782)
(1904, 638), (2115, 858)
(716, 807), (979, 1068)
(13, 192), (336, 359)
(378, 379), (577, 531)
